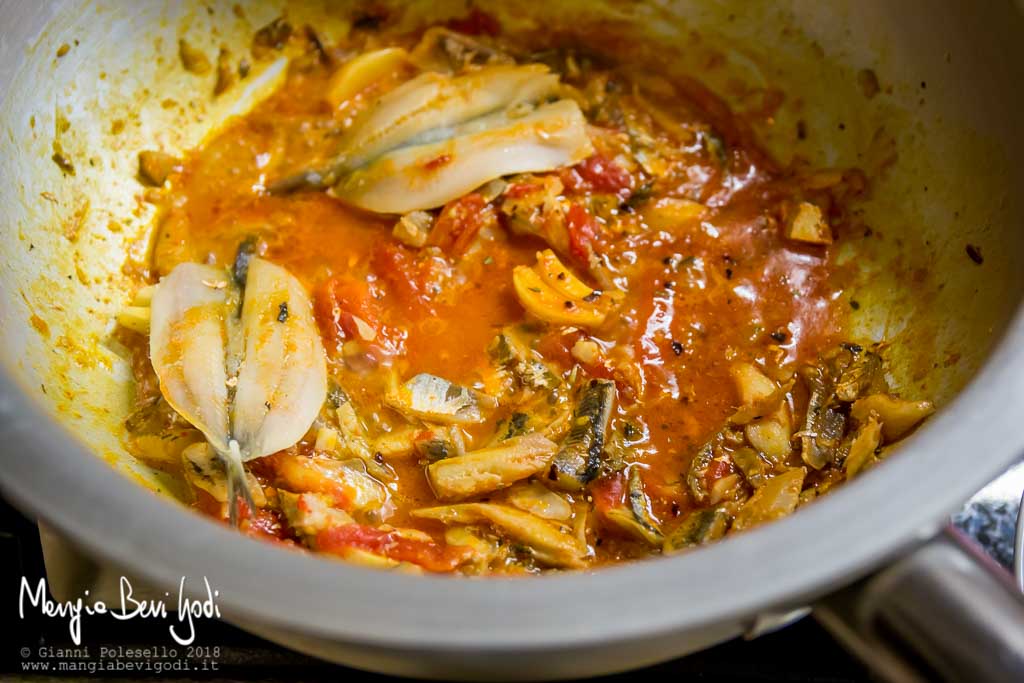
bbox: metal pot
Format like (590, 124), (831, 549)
(1, 1), (1023, 680)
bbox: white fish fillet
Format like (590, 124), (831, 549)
(232, 258), (328, 459)
(149, 263), (232, 452)
(338, 64), (560, 171)
(150, 258), (327, 522)
(336, 99), (593, 213)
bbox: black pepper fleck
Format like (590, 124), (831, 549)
(277, 301), (289, 322)
(966, 244), (984, 265)
(353, 12), (385, 30)
(670, 341), (684, 356)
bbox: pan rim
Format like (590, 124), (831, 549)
(1, 298), (1022, 652)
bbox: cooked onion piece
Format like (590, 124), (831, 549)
(850, 394), (935, 441)
(326, 47), (410, 109)
(731, 467), (806, 532)
(426, 432), (557, 500)
(412, 503), (588, 568)
(506, 481), (573, 521)
(784, 201), (832, 245)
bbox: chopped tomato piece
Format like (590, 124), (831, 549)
(566, 203), (598, 263)
(538, 327), (616, 382)
(243, 508), (296, 545)
(585, 362), (618, 383)
(194, 491), (295, 546)
(535, 328), (576, 367)
(192, 488), (224, 519)
(371, 242), (452, 314)
(314, 277), (378, 347)
(561, 154), (633, 198)
(504, 181), (541, 199)
(705, 457), (734, 490)
(445, 8), (501, 36)
(314, 276), (399, 358)
(316, 524), (470, 572)
(265, 454), (352, 510)
(590, 472), (626, 515)
(428, 193), (490, 255)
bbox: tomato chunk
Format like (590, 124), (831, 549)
(243, 508), (296, 545)
(590, 472), (626, 515)
(315, 277), (376, 347)
(428, 193), (490, 255)
(566, 203), (598, 264)
(445, 8), (501, 36)
(316, 524), (469, 572)
(504, 181), (541, 199)
(314, 276), (399, 359)
(371, 242), (453, 315)
(704, 457), (735, 493)
(561, 154), (634, 198)
(265, 454), (353, 510)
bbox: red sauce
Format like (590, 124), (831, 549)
(123, 16), (875, 573)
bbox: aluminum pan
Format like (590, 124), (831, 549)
(1, 0), (1023, 677)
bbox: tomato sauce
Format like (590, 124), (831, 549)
(120, 13), (891, 574)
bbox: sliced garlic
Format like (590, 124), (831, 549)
(512, 250), (623, 328)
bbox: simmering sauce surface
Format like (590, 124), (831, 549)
(121, 10), (931, 573)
